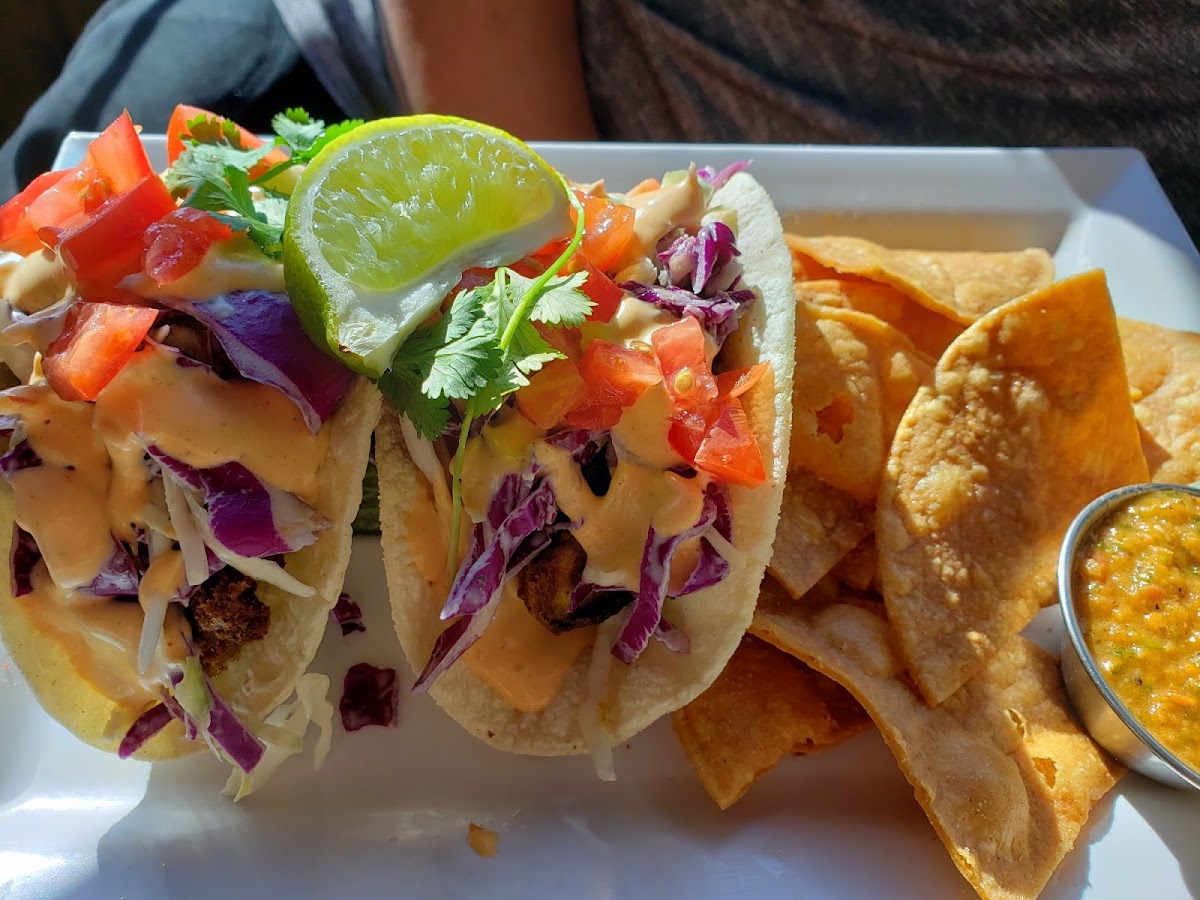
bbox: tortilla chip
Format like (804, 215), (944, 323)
(919, 250), (1056, 321)
(830, 534), (878, 592)
(752, 577), (1123, 900)
(769, 469), (871, 600)
(673, 633), (871, 809)
(797, 278), (964, 359)
(790, 303), (932, 502)
(877, 271), (1149, 704)
(1117, 317), (1200, 482)
(788, 235), (1054, 325)
(786, 233), (841, 281)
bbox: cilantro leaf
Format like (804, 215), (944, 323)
(270, 107), (364, 165)
(178, 161), (285, 257)
(184, 113), (248, 148)
(378, 366), (450, 440)
(386, 288), (505, 437)
(464, 269), (564, 416)
(271, 108), (325, 156)
(164, 141), (273, 197)
(520, 270), (593, 328)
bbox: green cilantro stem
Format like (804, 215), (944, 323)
(497, 183), (586, 352)
(445, 183), (586, 574)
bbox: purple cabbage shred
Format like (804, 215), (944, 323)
(620, 281), (755, 349)
(118, 702), (174, 758)
(150, 448), (329, 559)
(331, 591), (366, 636)
(340, 662), (399, 731)
(9, 526), (40, 597)
(159, 291), (354, 433)
(697, 160), (751, 191)
(611, 482), (730, 665)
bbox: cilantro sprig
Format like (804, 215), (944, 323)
(163, 108), (361, 258)
(380, 187), (590, 568)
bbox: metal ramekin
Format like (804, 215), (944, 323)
(1058, 481), (1200, 791)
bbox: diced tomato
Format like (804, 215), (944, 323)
(571, 191), (635, 273)
(42, 302), (159, 402)
(651, 316), (717, 411)
(576, 257), (623, 323)
(165, 104), (287, 176)
(0, 169), (72, 254)
(24, 111), (158, 248)
(515, 358), (587, 429)
(85, 110), (154, 194)
(513, 241), (623, 324)
(667, 406), (713, 465)
(564, 402), (624, 432)
(693, 399), (766, 488)
(626, 178), (660, 197)
(715, 362), (769, 403)
(535, 322), (582, 359)
(455, 266), (495, 292)
(513, 239), (569, 278)
(25, 165), (112, 245)
(143, 207), (236, 285)
(564, 339), (660, 429)
(58, 175), (178, 286)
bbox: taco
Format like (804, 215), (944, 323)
(376, 165), (795, 759)
(0, 111), (379, 776)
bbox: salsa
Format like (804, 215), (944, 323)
(1075, 488), (1200, 771)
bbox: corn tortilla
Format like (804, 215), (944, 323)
(377, 172), (797, 754)
(877, 271), (1148, 704)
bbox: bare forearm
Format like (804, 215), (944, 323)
(379, 0), (597, 140)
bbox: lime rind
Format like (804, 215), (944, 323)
(283, 116), (572, 378)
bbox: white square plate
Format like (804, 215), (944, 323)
(2, 136), (1198, 899)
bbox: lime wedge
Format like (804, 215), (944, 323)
(283, 115), (572, 377)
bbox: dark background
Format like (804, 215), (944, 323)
(0, 0), (104, 141)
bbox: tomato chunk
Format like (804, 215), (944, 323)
(652, 316), (718, 411)
(571, 192), (635, 273)
(715, 362), (769, 403)
(43, 302), (159, 402)
(577, 258), (623, 323)
(166, 104), (287, 176)
(0, 169), (72, 254)
(143, 207), (236, 285)
(516, 358), (587, 429)
(667, 406), (713, 465)
(693, 398), (766, 488)
(86, 110), (154, 194)
(24, 111), (158, 249)
(59, 175), (178, 286)
(564, 339), (660, 429)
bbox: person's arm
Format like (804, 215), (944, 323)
(378, 0), (597, 140)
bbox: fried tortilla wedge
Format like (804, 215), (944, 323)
(768, 469), (870, 600)
(673, 633), (871, 809)
(796, 278), (964, 359)
(790, 302), (933, 502)
(1117, 317), (1200, 483)
(752, 577), (1123, 900)
(877, 270), (1148, 704)
(788, 235), (1054, 325)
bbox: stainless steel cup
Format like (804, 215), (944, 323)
(1058, 482), (1200, 792)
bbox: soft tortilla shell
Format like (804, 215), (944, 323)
(0, 378), (380, 760)
(377, 172), (796, 755)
